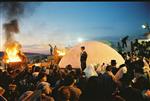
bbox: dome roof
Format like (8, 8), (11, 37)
(59, 41), (124, 68)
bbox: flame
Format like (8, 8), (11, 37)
(3, 42), (23, 63)
(5, 48), (21, 63)
(57, 49), (66, 56)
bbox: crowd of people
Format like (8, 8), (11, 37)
(118, 38), (150, 58)
(0, 38), (150, 101)
(0, 56), (150, 101)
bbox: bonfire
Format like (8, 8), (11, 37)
(2, 20), (27, 78)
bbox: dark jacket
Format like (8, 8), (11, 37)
(80, 51), (87, 62)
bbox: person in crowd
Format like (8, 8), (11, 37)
(49, 44), (53, 56)
(4, 83), (19, 101)
(103, 65), (117, 83)
(79, 76), (100, 101)
(1, 37), (150, 101)
(110, 60), (119, 75)
(58, 75), (82, 101)
(58, 86), (71, 101)
(21, 81), (54, 101)
(65, 64), (73, 74)
(117, 42), (123, 54)
(115, 64), (127, 81)
(83, 64), (98, 78)
(53, 45), (59, 64)
(80, 46), (88, 71)
(0, 86), (7, 101)
(121, 36), (129, 48)
(18, 91), (33, 101)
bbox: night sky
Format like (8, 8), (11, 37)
(0, 2), (150, 53)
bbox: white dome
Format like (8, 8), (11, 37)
(59, 41), (124, 68)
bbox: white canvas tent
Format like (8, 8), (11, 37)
(59, 41), (125, 68)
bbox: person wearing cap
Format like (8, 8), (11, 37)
(80, 46), (88, 71)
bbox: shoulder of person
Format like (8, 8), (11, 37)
(69, 86), (82, 96)
(41, 94), (54, 101)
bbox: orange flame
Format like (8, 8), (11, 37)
(57, 49), (66, 56)
(5, 48), (21, 63)
(3, 42), (23, 63)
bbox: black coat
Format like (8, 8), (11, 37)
(80, 51), (87, 62)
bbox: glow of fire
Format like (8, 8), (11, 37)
(5, 47), (21, 63)
(3, 42), (22, 63)
(57, 49), (66, 56)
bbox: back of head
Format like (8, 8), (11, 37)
(63, 75), (75, 86)
(41, 66), (46, 73)
(66, 64), (72, 71)
(59, 86), (71, 101)
(36, 82), (51, 94)
(34, 66), (41, 72)
(106, 65), (112, 71)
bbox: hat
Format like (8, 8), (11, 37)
(111, 60), (117, 65)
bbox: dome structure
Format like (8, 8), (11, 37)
(59, 41), (124, 68)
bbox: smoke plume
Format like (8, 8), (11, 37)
(1, 2), (25, 20)
(0, 2), (33, 47)
(3, 19), (19, 41)
(0, 2), (32, 64)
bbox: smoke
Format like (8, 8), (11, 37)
(0, 2), (38, 48)
(1, 2), (28, 40)
(1, 2), (25, 20)
(0, 2), (38, 62)
(3, 19), (19, 41)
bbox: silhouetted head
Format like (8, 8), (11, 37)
(111, 60), (117, 66)
(106, 65), (112, 71)
(59, 86), (71, 101)
(81, 46), (85, 51)
(63, 75), (75, 86)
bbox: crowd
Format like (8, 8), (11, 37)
(0, 39), (150, 101)
(118, 38), (150, 58)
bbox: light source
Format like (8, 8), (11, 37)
(142, 23), (150, 32)
(77, 37), (83, 43)
(142, 24), (146, 29)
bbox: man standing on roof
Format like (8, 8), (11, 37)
(121, 36), (129, 48)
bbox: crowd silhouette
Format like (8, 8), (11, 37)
(0, 38), (150, 101)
